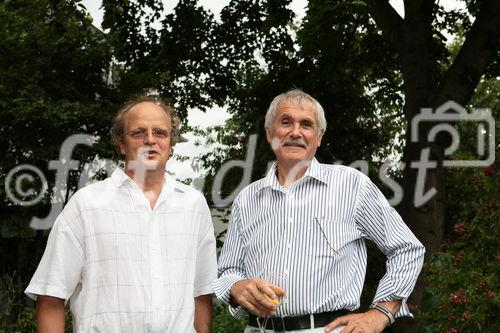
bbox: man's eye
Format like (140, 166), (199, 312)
(130, 130), (146, 138)
(153, 129), (169, 138)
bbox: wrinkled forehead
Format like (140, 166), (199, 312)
(276, 98), (317, 119)
(278, 97), (315, 112)
(124, 102), (172, 129)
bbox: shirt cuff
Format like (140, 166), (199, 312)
(212, 273), (244, 303)
(212, 273), (247, 317)
(228, 302), (248, 319)
(394, 298), (412, 318)
(372, 297), (412, 318)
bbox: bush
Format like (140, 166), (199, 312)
(212, 300), (246, 333)
(419, 163), (500, 333)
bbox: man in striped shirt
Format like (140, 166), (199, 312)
(213, 90), (425, 332)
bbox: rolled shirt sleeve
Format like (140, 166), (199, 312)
(211, 198), (247, 318)
(355, 175), (425, 317)
(193, 196), (218, 297)
(25, 195), (85, 302)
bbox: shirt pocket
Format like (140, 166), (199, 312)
(314, 217), (360, 255)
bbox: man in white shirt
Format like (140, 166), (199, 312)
(213, 90), (425, 332)
(26, 97), (217, 332)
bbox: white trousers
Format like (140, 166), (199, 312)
(244, 325), (345, 333)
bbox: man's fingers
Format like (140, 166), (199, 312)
(324, 315), (351, 332)
(259, 284), (282, 304)
(269, 284), (285, 297)
(251, 288), (278, 311)
(239, 290), (273, 317)
(240, 300), (267, 317)
(230, 279), (283, 316)
(263, 293), (280, 305)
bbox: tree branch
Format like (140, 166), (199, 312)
(434, 0), (500, 106)
(364, 0), (403, 49)
(404, 0), (435, 22)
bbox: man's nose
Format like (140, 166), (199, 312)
(290, 123), (302, 138)
(144, 130), (156, 144)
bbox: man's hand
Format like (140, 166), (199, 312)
(324, 310), (388, 333)
(324, 298), (403, 333)
(230, 278), (285, 317)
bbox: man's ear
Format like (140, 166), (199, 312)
(266, 128), (273, 144)
(118, 142), (125, 155)
(317, 130), (324, 147)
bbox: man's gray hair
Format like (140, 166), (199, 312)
(264, 89), (327, 133)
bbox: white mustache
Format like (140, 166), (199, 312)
(282, 140), (307, 148)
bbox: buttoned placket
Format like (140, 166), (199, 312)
(128, 181), (167, 333)
(149, 208), (163, 332)
(149, 184), (171, 332)
(282, 185), (296, 307)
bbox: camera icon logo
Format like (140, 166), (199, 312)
(411, 100), (495, 167)
(410, 101), (495, 207)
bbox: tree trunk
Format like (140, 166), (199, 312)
(364, 1), (500, 332)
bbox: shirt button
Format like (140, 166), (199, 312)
(287, 242), (292, 248)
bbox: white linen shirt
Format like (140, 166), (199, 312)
(213, 159), (425, 319)
(26, 168), (217, 333)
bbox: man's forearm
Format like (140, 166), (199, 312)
(36, 295), (65, 333)
(194, 294), (212, 333)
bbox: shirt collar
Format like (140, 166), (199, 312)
(110, 167), (185, 194)
(258, 162), (281, 192)
(257, 157), (327, 192)
(111, 167), (131, 188)
(304, 158), (327, 184)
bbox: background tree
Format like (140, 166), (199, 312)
(418, 76), (499, 333)
(101, 0), (219, 118)
(0, 0), (116, 276)
(361, 1), (499, 330)
(0, 0), (116, 329)
(197, 0), (404, 200)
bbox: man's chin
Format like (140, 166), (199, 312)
(135, 158), (163, 171)
(282, 145), (307, 152)
(280, 152), (310, 162)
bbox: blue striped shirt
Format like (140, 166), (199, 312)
(212, 158), (425, 318)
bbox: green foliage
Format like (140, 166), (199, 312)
(102, 0), (220, 119)
(418, 78), (500, 333)
(0, 1), (119, 327)
(212, 300), (246, 333)
(0, 272), (80, 332)
(194, 0), (405, 202)
(419, 164), (500, 333)
(0, 272), (28, 331)
(0, 0), (117, 239)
